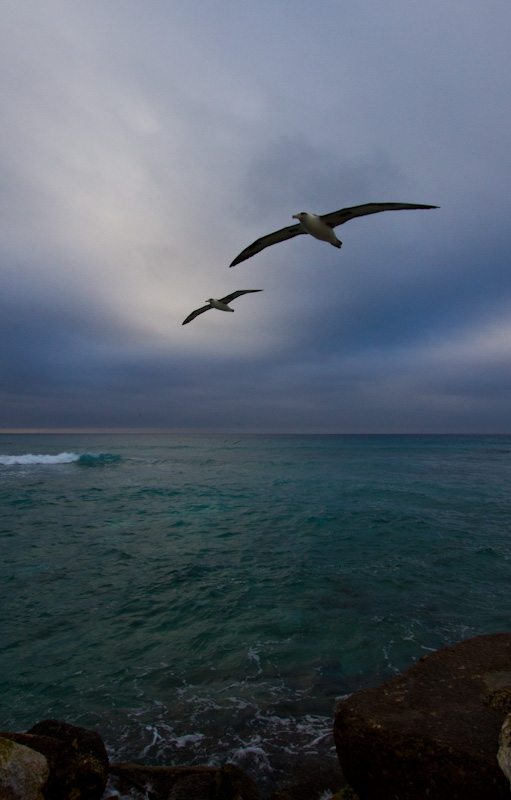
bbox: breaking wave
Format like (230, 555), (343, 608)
(0, 452), (121, 466)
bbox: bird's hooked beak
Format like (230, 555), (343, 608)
(292, 214), (299, 220)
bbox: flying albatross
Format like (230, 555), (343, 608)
(229, 202), (439, 267)
(182, 290), (263, 325)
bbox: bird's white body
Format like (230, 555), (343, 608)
(207, 298), (234, 312)
(292, 212), (342, 248)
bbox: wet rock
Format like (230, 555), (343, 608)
(29, 719), (109, 799)
(0, 736), (49, 800)
(491, 687), (511, 712)
(2, 719), (108, 799)
(1, 732), (78, 800)
(109, 761), (262, 799)
(212, 763), (262, 800)
(269, 787), (357, 800)
(267, 756), (347, 800)
(334, 632), (511, 799)
(109, 762), (217, 798)
(498, 712), (511, 786)
(168, 770), (213, 799)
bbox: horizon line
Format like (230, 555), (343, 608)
(0, 429), (509, 436)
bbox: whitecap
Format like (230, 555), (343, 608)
(247, 646), (263, 674)
(231, 742), (273, 772)
(174, 733), (205, 748)
(0, 452), (80, 465)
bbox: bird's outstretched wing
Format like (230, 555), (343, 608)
(182, 290), (263, 325)
(219, 289), (263, 303)
(320, 202), (439, 229)
(230, 224), (303, 267)
(182, 303), (212, 325)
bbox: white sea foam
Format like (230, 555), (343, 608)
(231, 741), (273, 772)
(0, 452), (81, 465)
(247, 645), (263, 674)
(174, 732), (205, 749)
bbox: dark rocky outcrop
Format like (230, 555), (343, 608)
(334, 632), (511, 799)
(1, 719), (108, 800)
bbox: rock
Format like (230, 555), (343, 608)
(0, 736), (49, 800)
(334, 632), (511, 800)
(29, 719), (109, 799)
(1, 719), (108, 800)
(109, 761), (262, 799)
(267, 756), (347, 800)
(109, 762), (217, 798)
(212, 763), (262, 800)
(269, 787), (358, 800)
(498, 712), (511, 786)
(1, 732), (78, 800)
(168, 770), (214, 799)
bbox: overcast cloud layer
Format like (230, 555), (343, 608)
(2, 0), (511, 432)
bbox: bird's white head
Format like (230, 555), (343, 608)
(292, 213), (307, 221)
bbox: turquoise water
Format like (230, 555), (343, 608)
(1, 433), (511, 793)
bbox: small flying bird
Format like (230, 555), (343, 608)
(182, 290), (263, 325)
(229, 202), (439, 267)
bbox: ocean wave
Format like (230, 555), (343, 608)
(77, 453), (121, 467)
(0, 452), (121, 466)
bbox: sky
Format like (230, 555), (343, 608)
(1, 0), (511, 433)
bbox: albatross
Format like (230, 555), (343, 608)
(229, 202), (439, 267)
(182, 290), (263, 325)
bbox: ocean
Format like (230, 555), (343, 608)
(1, 433), (511, 795)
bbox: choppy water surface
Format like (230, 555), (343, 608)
(1, 433), (511, 794)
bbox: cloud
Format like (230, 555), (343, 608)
(1, 0), (511, 431)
